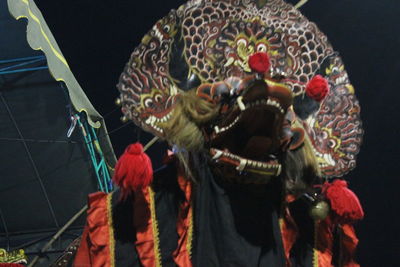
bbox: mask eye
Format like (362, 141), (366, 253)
(237, 38), (247, 47)
(163, 25), (170, 33)
(155, 94), (163, 102)
(256, 43), (267, 52)
(320, 131), (328, 139)
(144, 98), (154, 108)
(328, 139), (336, 148)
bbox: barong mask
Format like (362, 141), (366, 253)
(117, 0), (363, 182)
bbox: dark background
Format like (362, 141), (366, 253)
(34, 0), (400, 265)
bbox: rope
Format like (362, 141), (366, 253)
(0, 137), (79, 144)
(0, 55), (45, 64)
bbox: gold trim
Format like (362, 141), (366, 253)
(265, 79), (290, 89)
(106, 193), (116, 267)
(186, 202), (194, 257)
(148, 187), (162, 267)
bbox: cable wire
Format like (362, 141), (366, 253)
(0, 92), (60, 229)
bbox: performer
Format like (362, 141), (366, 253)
(74, 0), (364, 266)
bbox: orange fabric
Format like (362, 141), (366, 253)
(314, 219), (360, 267)
(73, 225), (91, 267)
(314, 217), (333, 267)
(74, 192), (114, 267)
(341, 224), (360, 267)
(133, 187), (160, 267)
(285, 194), (297, 203)
(280, 207), (298, 267)
(173, 172), (193, 267)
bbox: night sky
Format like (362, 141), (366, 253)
(34, 0), (400, 265)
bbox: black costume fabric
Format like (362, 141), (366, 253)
(75, 157), (321, 267)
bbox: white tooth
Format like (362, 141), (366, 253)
(323, 153), (335, 166)
(276, 165), (282, 176)
(212, 150), (223, 160)
(214, 126), (220, 133)
(237, 96), (246, 111)
(236, 159), (248, 171)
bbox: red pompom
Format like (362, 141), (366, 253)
(248, 52), (271, 74)
(113, 143), (153, 194)
(323, 179), (364, 223)
(305, 75), (330, 102)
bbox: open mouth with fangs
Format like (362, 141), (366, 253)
(207, 79), (293, 181)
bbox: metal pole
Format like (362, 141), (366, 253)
(28, 205), (88, 267)
(294, 0), (309, 9)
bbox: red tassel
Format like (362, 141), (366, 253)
(305, 75), (330, 102)
(323, 180), (364, 223)
(248, 52), (271, 73)
(113, 143), (153, 194)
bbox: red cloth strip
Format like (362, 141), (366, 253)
(279, 206), (298, 267)
(173, 171), (193, 267)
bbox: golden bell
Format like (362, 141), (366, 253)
(309, 200), (330, 221)
(120, 116), (129, 123)
(115, 98), (122, 106)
